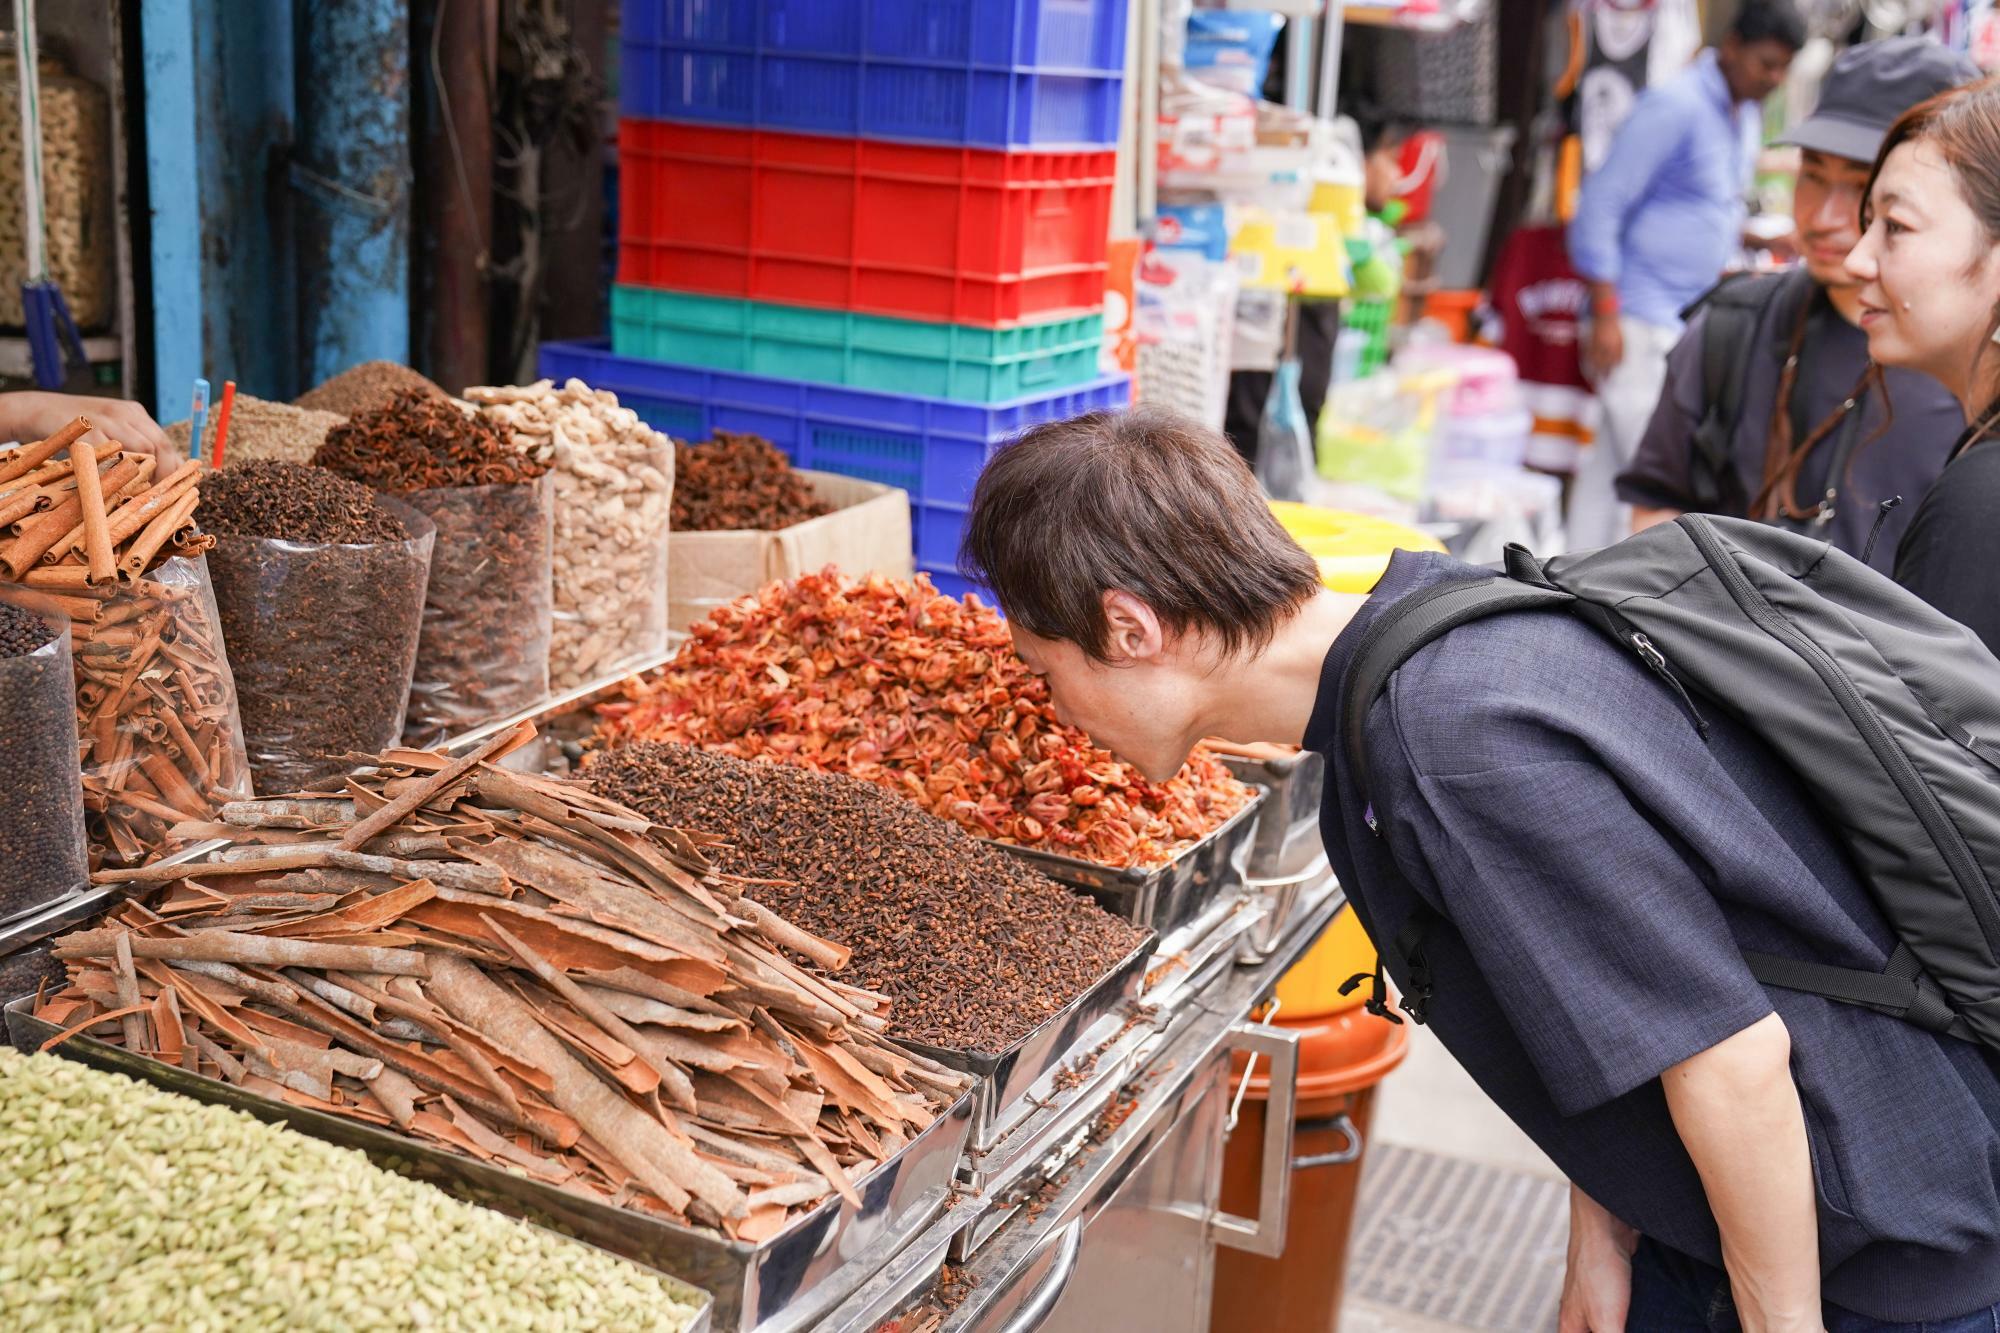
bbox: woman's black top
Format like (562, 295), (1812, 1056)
(1895, 421), (2000, 658)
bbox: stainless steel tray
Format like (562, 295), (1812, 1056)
(1219, 750), (1326, 883)
(439, 645), (683, 774)
(987, 789), (1266, 938)
(9, 997), (973, 1333)
(893, 933), (1155, 1155)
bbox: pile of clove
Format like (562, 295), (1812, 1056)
(35, 723), (967, 1243)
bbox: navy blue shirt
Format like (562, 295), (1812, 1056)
(1304, 550), (2000, 1321)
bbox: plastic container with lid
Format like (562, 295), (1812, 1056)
(1268, 500), (1446, 593)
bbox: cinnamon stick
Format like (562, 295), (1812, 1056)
(118, 487), (201, 582)
(70, 440), (116, 585)
(424, 953), (746, 1219)
(53, 928), (431, 977)
(0, 416), (89, 486)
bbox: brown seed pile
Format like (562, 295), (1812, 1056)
(315, 391), (547, 494)
(0, 600), (55, 657)
(588, 742), (1147, 1053)
(166, 395), (346, 467)
(202, 463), (432, 791)
(294, 360), (450, 418)
(672, 432), (833, 531)
(198, 461), (410, 544)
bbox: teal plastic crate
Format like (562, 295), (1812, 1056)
(611, 287), (1105, 404)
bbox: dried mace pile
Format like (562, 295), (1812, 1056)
(589, 743), (1148, 1053)
(0, 1049), (707, 1331)
(672, 432), (833, 532)
(598, 570), (1255, 868)
(199, 462), (433, 790)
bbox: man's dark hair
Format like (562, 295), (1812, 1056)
(960, 407), (1325, 662)
(1731, 0), (1807, 51)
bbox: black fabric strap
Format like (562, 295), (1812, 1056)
(1342, 578), (1572, 800)
(1743, 945), (1976, 1042)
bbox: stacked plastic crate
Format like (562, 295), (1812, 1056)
(540, 0), (1133, 599)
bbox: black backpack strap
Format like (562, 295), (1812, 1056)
(1341, 576), (1574, 800)
(1685, 269), (1814, 513)
(1743, 944), (1978, 1043)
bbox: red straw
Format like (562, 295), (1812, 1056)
(211, 381), (237, 471)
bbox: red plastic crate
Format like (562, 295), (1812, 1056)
(617, 119), (1115, 326)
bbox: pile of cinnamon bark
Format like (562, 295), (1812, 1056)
(34, 723), (967, 1244)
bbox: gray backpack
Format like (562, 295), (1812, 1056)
(1342, 513), (2000, 1048)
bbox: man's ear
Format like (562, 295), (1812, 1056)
(1100, 589), (1165, 664)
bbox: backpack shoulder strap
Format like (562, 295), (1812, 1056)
(1744, 945), (1979, 1043)
(1341, 576), (1573, 800)
(1685, 269), (1813, 511)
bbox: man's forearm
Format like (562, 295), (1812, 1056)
(1663, 1013), (1821, 1332)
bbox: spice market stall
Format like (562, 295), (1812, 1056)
(0, 387), (1344, 1333)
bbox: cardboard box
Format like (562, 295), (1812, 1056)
(669, 471), (913, 631)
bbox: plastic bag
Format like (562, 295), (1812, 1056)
(1315, 368), (1458, 505)
(0, 608), (88, 922)
(465, 380), (675, 693)
(1254, 359), (1315, 502)
(548, 429), (672, 691)
(402, 475), (553, 746)
(73, 556), (253, 868)
(207, 497), (436, 791)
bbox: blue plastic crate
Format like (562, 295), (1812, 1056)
(539, 339), (1130, 513)
(621, 0), (1127, 149)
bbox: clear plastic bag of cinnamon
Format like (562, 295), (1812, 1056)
(66, 555), (252, 868)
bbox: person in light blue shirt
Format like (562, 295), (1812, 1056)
(1564, 0), (1804, 549)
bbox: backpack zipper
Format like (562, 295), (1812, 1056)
(1680, 514), (2000, 956)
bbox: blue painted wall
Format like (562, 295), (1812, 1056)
(141, 0), (409, 417)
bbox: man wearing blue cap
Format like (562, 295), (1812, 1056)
(1616, 37), (1978, 571)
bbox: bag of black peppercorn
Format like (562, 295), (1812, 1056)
(200, 463), (437, 791)
(0, 602), (88, 923)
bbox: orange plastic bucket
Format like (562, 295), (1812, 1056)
(1212, 1009), (1410, 1333)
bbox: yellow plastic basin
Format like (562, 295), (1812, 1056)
(1269, 502), (1446, 593)
(1274, 903), (1380, 1019)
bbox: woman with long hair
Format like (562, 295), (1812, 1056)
(1844, 76), (2000, 653)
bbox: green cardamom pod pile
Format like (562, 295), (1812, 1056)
(0, 1048), (706, 1331)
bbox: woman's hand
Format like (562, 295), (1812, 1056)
(0, 391), (182, 477)
(1559, 1183), (1639, 1333)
